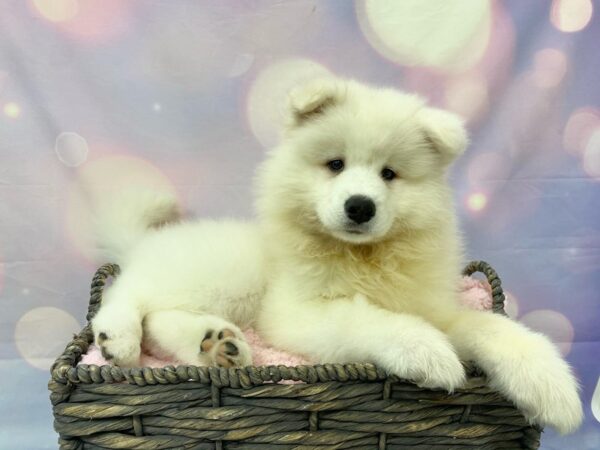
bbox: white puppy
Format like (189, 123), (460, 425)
(88, 78), (582, 434)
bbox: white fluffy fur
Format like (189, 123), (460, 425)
(89, 78), (582, 434)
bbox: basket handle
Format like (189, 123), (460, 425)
(462, 260), (507, 315)
(85, 261), (506, 321)
(86, 263), (120, 322)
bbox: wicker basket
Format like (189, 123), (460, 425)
(49, 261), (541, 449)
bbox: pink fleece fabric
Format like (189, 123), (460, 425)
(79, 276), (492, 368)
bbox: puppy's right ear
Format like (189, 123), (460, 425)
(287, 78), (343, 127)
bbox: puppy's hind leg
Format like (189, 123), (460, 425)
(91, 290), (143, 367)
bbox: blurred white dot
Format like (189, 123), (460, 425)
(357, 0), (491, 71)
(228, 53), (255, 78)
(563, 107), (600, 155)
(583, 129), (600, 180)
(531, 48), (568, 88)
(444, 73), (489, 122)
(3, 102), (21, 119)
(153, 102), (162, 112)
(246, 58), (332, 148)
(520, 309), (575, 356)
(550, 0), (593, 33)
(31, 0), (79, 22)
(55, 132), (89, 167)
(466, 192), (488, 212)
(593, 377), (600, 423)
(15, 307), (81, 370)
(21, 288), (30, 296)
(503, 291), (519, 318)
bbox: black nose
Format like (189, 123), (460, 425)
(344, 195), (376, 224)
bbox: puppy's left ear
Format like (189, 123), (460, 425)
(287, 78), (344, 127)
(417, 107), (469, 166)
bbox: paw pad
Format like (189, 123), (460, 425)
(200, 328), (246, 368)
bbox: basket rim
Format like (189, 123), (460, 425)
(50, 260), (505, 389)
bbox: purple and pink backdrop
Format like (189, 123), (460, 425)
(0, 1), (598, 448)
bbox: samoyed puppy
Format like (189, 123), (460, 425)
(88, 78), (582, 434)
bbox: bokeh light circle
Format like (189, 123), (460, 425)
(246, 58), (332, 148)
(15, 307), (81, 370)
(444, 74), (489, 122)
(401, 1), (514, 126)
(66, 153), (179, 263)
(357, 0), (491, 71)
(520, 309), (575, 356)
(31, 0), (78, 22)
(531, 48), (568, 89)
(550, 0), (593, 33)
(466, 192), (488, 212)
(55, 132), (89, 167)
(3, 102), (21, 119)
(583, 129), (600, 179)
(563, 107), (600, 156)
(30, 0), (132, 43)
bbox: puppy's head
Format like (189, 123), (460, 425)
(257, 78), (468, 245)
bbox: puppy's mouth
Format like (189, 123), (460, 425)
(327, 223), (376, 244)
(345, 229), (365, 235)
(343, 223), (370, 235)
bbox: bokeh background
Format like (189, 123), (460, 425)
(0, 0), (598, 448)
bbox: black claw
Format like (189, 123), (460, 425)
(218, 331), (224, 340)
(98, 332), (108, 342)
(204, 330), (213, 341)
(100, 346), (114, 361)
(224, 342), (239, 356)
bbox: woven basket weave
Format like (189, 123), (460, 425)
(49, 261), (541, 449)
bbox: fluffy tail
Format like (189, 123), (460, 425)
(84, 187), (181, 264)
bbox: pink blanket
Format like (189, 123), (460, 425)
(80, 276), (493, 368)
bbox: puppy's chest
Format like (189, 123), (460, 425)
(314, 257), (417, 310)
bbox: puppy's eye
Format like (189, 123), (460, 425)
(326, 159), (344, 173)
(381, 167), (397, 181)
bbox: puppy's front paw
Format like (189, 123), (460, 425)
(410, 341), (466, 392)
(382, 332), (466, 392)
(200, 328), (252, 368)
